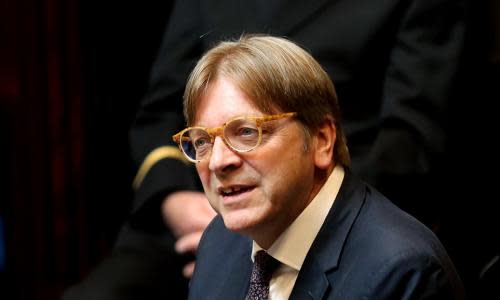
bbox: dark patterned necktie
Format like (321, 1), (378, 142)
(245, 250), (280, 300)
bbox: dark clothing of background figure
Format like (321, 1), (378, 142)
(189, 171), (465, 300)
(64, 0), (466, 299)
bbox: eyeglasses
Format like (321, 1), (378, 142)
(172, 112), (297, 163)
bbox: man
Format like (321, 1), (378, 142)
(174, 35), (465, 299)
(130, 0), (465, 284)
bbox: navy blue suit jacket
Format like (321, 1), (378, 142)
(188, 172), (465, 299)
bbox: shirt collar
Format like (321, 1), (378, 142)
(252, 165), (345, 270)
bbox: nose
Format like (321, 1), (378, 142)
(208, 136), (242, 174)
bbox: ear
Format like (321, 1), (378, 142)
(313, 117), (336, 170)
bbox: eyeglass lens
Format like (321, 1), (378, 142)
(180, 118), (261, 161)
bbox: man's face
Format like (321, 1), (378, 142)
(194, 77), (318, 246)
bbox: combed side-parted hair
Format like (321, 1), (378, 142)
(183, 35), (350, 166)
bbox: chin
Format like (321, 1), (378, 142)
(221, 210), (261, 234)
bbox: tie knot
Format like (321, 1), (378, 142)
(251, 250), (280, 284)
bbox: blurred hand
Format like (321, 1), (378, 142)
(162, 191), (216, 278)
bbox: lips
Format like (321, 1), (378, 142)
(218, 185), (254, 197)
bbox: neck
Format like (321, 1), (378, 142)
(251, 165), (334, 249)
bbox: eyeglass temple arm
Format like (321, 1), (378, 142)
(255, 112), (297, 125)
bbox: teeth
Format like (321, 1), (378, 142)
(221, 186), (243, 194)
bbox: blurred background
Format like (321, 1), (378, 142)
(1, 0), (173, 298)
(0, 0), (499, 299)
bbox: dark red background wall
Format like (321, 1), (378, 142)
(0, 0), (172, 298)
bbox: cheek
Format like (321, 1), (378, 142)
(196, 165), (211, 192)
(258, 161), (293, 198)
(252, 138), (306, 192)
(263, 150), (313, 199)
(196, 166), (221, 212)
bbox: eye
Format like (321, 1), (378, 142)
(237, 126), (258, 137)
(193, 137), (211, 149)
(224, 119), (260, 148)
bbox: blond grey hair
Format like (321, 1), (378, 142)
(183, 35), (350, 166)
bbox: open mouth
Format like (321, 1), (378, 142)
(219, 185), (254, 197)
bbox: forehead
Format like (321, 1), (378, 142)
(194, 77), (263, 126)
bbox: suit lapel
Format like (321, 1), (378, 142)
(290, 171), (367, 299)
(289, 256), (329, 300)
(215, 238), (253, 300)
